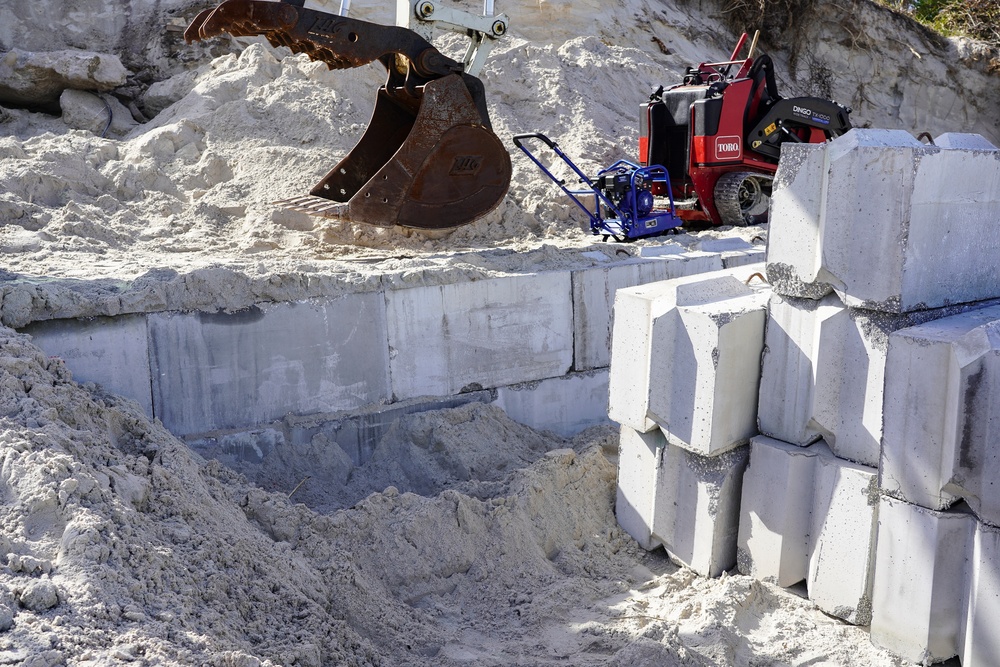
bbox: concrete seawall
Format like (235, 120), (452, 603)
(17, 246), (763, 459)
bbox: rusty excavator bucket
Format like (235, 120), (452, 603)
(185, 0), (511, 230)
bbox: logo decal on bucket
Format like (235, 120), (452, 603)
(451, 155), (483, 175)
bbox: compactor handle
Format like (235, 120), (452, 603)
(512, 132), (558, 151)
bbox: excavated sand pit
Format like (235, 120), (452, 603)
(0, 326), (910, 665)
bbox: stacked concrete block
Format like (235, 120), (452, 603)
(385, 273), (574, 399)
(647, 276), (768, 455)
(806, 445), (879, 624)
(616, 427), (662, 551)
(870, 303), (1000, 663)
(616, 426), (748, 576)
(962, 521), (1000, 667)
(608, 264), (769, 454)
(758, 291), (896, 467)
(610, 265), (767, 575)
(880, 304), (1000, 521)
(148, 296), (391, 436)
(23, 314), (153, 417)
(872, 496), (1000, 665)
(766, 129), (1000, 311)
(870, 497), (974, 663)
(758, 290), (999, 467)
(736, 437), (813, 586)
(737, 436), (878, 624)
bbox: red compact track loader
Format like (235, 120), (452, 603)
(184, 0), (511, 231)
(640, 32), (852, 226)
(516, 32), (852, 237)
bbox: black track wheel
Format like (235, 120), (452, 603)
(714, 172), (773, 226)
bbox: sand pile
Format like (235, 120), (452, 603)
(0, 326), (908, 665)
(0, 0), (766, 291)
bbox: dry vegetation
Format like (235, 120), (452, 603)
(715, 0), (998, 50)
(867, 0), (998, 47)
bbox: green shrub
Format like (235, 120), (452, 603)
(880, 0), (1000, 46)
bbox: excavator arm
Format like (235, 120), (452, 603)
(185, 0), (511, 230)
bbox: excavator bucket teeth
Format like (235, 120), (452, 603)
(185, 0), (511, 230)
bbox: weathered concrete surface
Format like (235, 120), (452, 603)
(759, 291), (1000, 467)
(386, 273), (574, 400)
(22, 314), (153, 417)
(496, 370), (610, 437)
(617, 425), (749, 577)
(766, 130), (1000, 312)
(607, 263), (765, 439)
(870, 496), (973, 663)
(881, 305), (1000, 523)
(737, 436), (878, 624)
(148, 296), (391, 436)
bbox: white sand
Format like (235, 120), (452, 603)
(0, 327), (906, 665)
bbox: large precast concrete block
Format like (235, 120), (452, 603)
(386, 274), (573, 399)
(962, 521), (1000, 667)
(881, 305), (1000, 523)
(23, 314), (153, 418)
(647, 277), (768, 455)
(758, 292), (886, 466)
(870, 497), (974, 663)
(496, 370), (610, 437)
(148, 295), (391, 436)
(766, 129), (1000, 312)
(651, 431), (749, 577)
(807, 446), (879, 625)
(757, 292), (837, 449)
(737, 436), (877, 624)
(607, 264), (768, 451)
(617, 426), (749, 576)
(616, 426), (662, 551)
(759, 291), (999, 467)
(737, 436), (814, 587)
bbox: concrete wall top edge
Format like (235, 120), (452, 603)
(1, 247), (744, 329)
